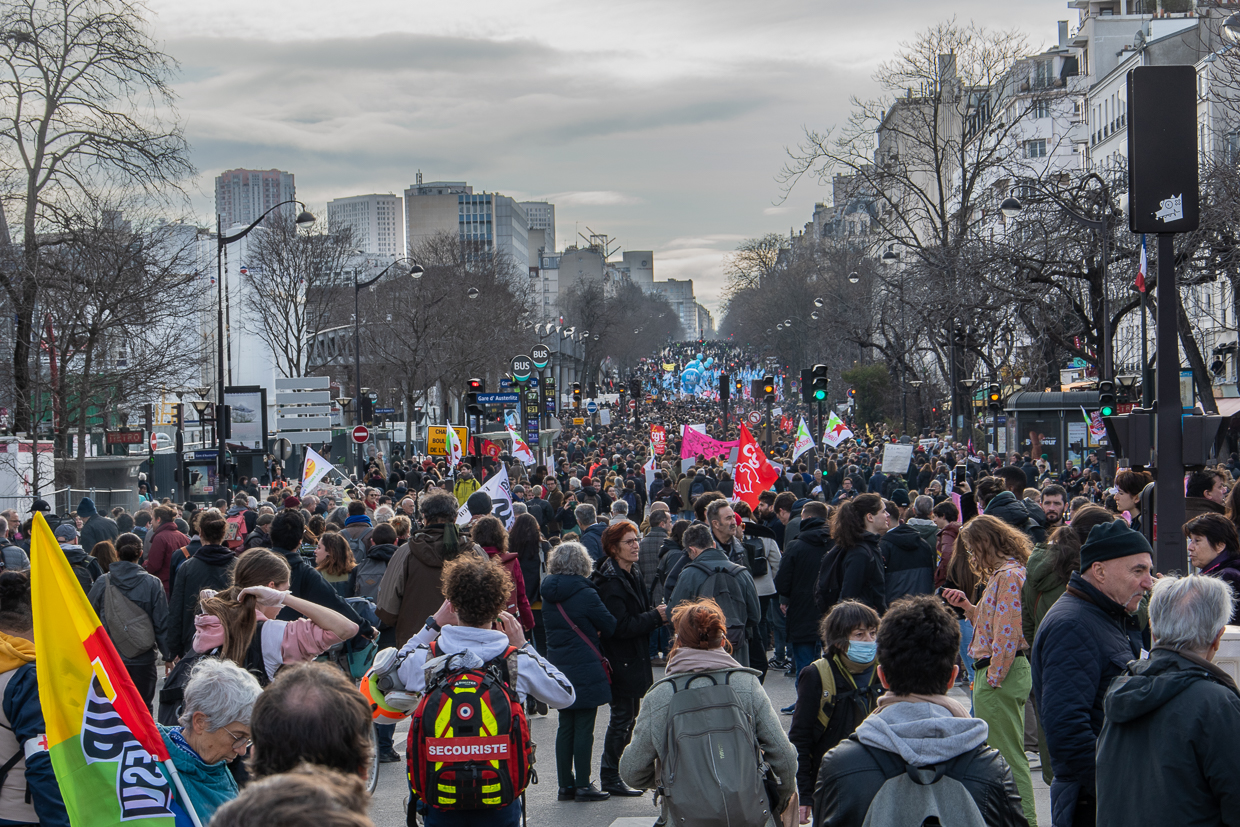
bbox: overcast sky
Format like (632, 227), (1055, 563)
(152, 0), (1071, 314)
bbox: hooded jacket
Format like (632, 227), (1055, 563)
(813, 698), (1027, 827)
(880, 524), (936, 604)
(775, 517), (833, 643)
(88, 560), (172, 663)
(375, 523), (479, 647)
(1096, 648), (1240, 827)
(59, 543), (103, 586)
(668, 547), (761, 669)
(77, 497), (119, 558)
(654, 537), (686, 599)
(168, 544), (235, 658)
(160, 724), (239, 825)
(146, 520), (190, 598)
(540, 573), (616, 710)
(983, 491), (1047, 544)
(0, 633), (68, 827)
(591, 557), (660, 700)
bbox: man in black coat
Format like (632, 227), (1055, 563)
(1032, 521), (1152, 827)
(267, 510), (375, 639)
(775, 503), (833, 679)
(1096, 574), (1240, 827)
(814, 596), (1026, 827)
(168, 513), (235, 657)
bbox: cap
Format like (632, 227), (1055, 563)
(53, 523), (78, 542)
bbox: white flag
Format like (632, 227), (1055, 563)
(456, 465), (515, 528)
(791, 416), (816, 462)
(299, 446), (338, 497)
(446, 425), (464, 467)
(643, 441), (658, 494)
(823, 411), (855, 448)
(507, 426), (536, 466)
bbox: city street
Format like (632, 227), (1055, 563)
(366, 665), (1052, 827)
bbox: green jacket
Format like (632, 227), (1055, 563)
(159, 725), (239, 825)
(1022, 544), (1067, 645)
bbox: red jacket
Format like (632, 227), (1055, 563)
(146, 521), (190, 597)
(481, 545), (536, 630)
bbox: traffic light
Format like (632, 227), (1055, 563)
(847, 388), (856, 399)
(630, 378), (641, 398)
(588, 382), (598, 399)
(1098, 379), (1116, 417)
(218, 405), (232, 439)
(811, 364), (828, 401)
(466, 378), (483, 417)
(762, 375), (776, 403)
(987, 383), (1002, 413)
(799, 368), (814, 403)
(572, 383), (582, 407)
(1103, 409), (1152, 466)
(360, 396), (374, 423)
(720, 373), (730, 403)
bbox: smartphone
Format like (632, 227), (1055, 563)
(953, 464), (966, 485)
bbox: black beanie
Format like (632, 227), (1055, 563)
(1079, 520), (1153, 571)
(466, 491), (493, 517)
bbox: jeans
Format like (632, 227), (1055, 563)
(757, 595), (773, 656)
(974, 658), (1036, 826)
(376, 722), (395, 753)
(530, 608), (546, 656)
(600, 697), (640, 786)
(957, 617), (976, 683)
(769, 600), (787, 661)
(791, 641), (821, 680)
(648, 625), (670, 659)
(555, 707), (598, 788)
(419, 800), (521, 827)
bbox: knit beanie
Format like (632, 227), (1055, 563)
(1079, 520), (1153, 571)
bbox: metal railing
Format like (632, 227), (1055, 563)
(57, 488), (140, 516)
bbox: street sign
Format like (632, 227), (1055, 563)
(512, 354), (533, 381)
(272, 437), (293, 461)
(426, 426), (470, 456)
(149, 432), (158, 453)
(351, 425), (370, 444)
(530, 344), (551, 369)
(375, 407), (395, 415)
(628, 400), (637, 410)
(499, 378), (537, 389)
(586, 401), (598, 414)
(106, 431), (144, 445)
(477, 393), (520, 404)
(747, 410), (762, 425)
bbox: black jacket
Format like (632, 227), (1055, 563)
(655, 538), (686, 598)
(1097, 648), (1240, 827)
(271, 545), (375, 637)
(79, 514), (119, 558)
(775, 517), (833, 643)
(838, 533), (888, 616)
(591, 558), (661, 700)
(983, 491), (1047, 544)
(880, 524), (936, 604)
(1031, 572), (1142, 797)
(813, 735), (1028, 827)
(540, 573), (616, 710)
(168, 544), (235, 657)
(88, 560), (172, 663)
(788, 655), (878, 800)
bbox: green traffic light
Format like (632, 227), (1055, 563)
(1100, 405), (1114, 417)
(814, 389), (826, 400)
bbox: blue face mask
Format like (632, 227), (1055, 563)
(848, 640), (877, 664)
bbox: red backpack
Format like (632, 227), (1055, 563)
(224, 512), (247, 552)
(407, 641), (533, 811)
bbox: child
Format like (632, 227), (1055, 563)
(788, 599), (882, 825)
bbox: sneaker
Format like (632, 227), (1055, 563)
(1025, 751), (1041, 770)
(768, 657), (788, 670)
(379, 747), (401, 763)
(780, 703), (796, 715)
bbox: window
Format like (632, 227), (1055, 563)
(1023, 139), (1047, 158)
(1031, 100), (1051, 119)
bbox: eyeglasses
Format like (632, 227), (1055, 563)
(221, 726), (252, 750)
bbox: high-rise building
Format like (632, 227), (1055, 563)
(520, 201), (556, 246)
(403, 178), (530, 271)
(327, 194), (404, 257)
(214, 169), (296, 229)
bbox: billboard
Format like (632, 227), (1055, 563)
(224, 386), (268, 451)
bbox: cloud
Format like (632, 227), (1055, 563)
(763, 206), (789, 216)
(538, 191), (643, 207)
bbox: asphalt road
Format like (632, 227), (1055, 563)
(365, 666), (1052, 827)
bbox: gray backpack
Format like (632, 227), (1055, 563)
(352, 556), (387, 600)
(860, 748), (987, 827)
(104, 579), (156, 660)
(687, 559), (751, 649)
(655, 669), (772, 827)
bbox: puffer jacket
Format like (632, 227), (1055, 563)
(1031, 572), (1142, 814)
(1096, 648), (1240, 827)
(168, 544), (235, 658)
(87, 560), (172, 663)
(983, 491), (1047, 544)
(879, 524), (936, 604)
(0, 639), (68, 827)
(541, 573), (616, 710)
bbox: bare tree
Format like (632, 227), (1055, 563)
(722, 233), (785, 301)
(0, 0), (192, 432)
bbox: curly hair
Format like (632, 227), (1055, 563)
(442, 555), (514, 626)
(670, 598), (730, 654)
(470, 515), (507, 553)
(877, 595), (961, 695)
(601, 520), (639, 559)
(958, 515), (1031, 579)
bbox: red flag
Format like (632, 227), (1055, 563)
(733, 424), (780, 510)
(650, 424), (667, 455)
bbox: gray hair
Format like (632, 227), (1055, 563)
(1149, 575), (1235, 653)
(548, 542), (593, 577)
(914, 495), (933, 519)
(374, 505), (395, 524)
(178, 658), (263, 730)
(575, 504), (597, 528)
(511, 502), (528, 516)
(611, 499), (629, 516)
(682, 523), (714, 552)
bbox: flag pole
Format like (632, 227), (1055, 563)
(163, 759), (204, 827)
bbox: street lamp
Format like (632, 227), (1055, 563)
(1116, 374), (1140, 405)
(848, 271), (861, 284)
(1224, 11), (1240, 45)
(960, 377), (980, 447)
(353, 257), (422, 477)
(216, 200), (314, 493)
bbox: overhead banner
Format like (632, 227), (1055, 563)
(681, 425), (740, 460)
(456, 464), (514, 528)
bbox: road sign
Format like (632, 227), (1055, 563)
(499, 378), (537, 389)
(477, 393), (520, 404)
(106, 431), (144, 445)
(629, 399), (637, 410)
(427, 426), (470, 456)
(375, 407), (395, 415)
(272, 437), (293, 461)
(572, 417), (586, 425)
(531, 344), (551, 369)
(586, 401), (598, 414)
(351, 425), (370, 444)
(512, 354), (533, 381)
(747, 410), (762, 425)
(149, 432), (158, 453)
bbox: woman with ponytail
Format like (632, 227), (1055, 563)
(192, 548), (358, 685)
(619, 597), (797, 824)
(0, 571), (68, 825)
(825, 493), (890, 615)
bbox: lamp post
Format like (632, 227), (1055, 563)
(353, 257), (423, 478)
(216, 200), (315, 495)
(909, 379), (924, 434)
(960, 377), (980, 450)
(1001, 172), (1116, 380)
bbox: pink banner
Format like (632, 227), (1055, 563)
(680, 426), (740, 460)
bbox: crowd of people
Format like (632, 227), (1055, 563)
(2, 342), (1239, 826)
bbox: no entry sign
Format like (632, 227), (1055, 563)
(352, 425), (370, 444)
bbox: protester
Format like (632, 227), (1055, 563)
(314, 532), (356, 599)
(879, 498), (936, 604)
(668, 520), (761, 669)
(944, 515), (1037, 825)
(471, 515), (536, 630)
(209, 764), (374, 827)
(592, 520), (667, 796)
(1022, 506), (1115, 648)
(1096, 575), (1240, 826)
(77, 496), (119, 557)
(619, 598), (797, 826)
(160, 658), (262, 825)
(54, 522), (102, 591)
(812, 595), (1027, 826)
(169, 513), (235, 658)
(931, 500), (960, 588)
(267, 510), (374, 640)
(775, 500), (833, 693)
(825, 493), (888, 615)
(1184, 513), (1240, 622)
(1032, 520), (1152, 827)
(146, 504), (190, 597)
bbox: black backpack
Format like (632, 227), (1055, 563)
(814, 546), (846, 614)
(157, 622), (270, 726)
(740, 537), (769, 578)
